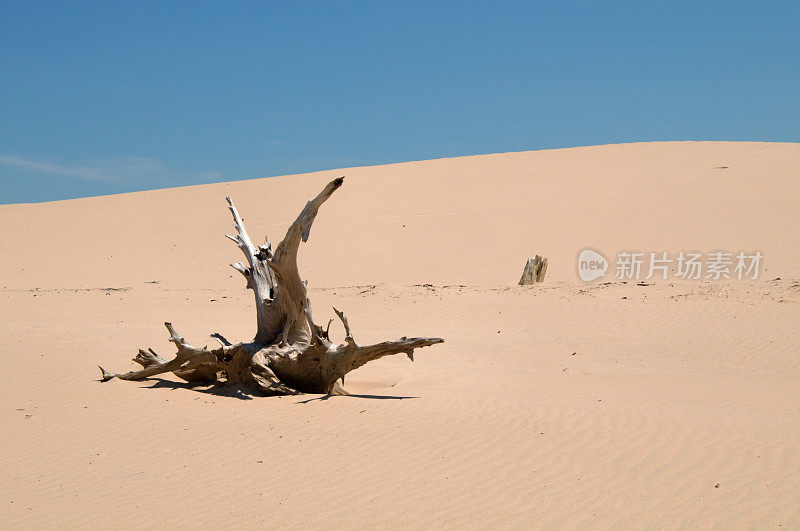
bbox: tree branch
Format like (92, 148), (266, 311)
(100, 322), (223, 383)
(210, 333), (232, 347)
(225, 197), (259, 268)
(345, 336), (443, 370)
(273, 177), (344, 265)
(332, 306), (355, 346)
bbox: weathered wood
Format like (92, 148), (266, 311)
(518, 255), (548, 284)
(100, 177), (444, 395)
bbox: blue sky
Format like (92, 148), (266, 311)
(1, 1), (798, 204)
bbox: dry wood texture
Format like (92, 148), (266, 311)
(99, 177), (443, 395)
(518, 255), (548, 284)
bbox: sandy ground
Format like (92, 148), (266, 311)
(1, 141), (798, 528)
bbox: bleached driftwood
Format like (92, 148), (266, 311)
(518, 255), (548, 284)
(99, 177), (443, 395)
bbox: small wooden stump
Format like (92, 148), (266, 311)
(519, 255), (548, 284)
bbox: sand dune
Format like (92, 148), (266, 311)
(1, 141), (798, 528)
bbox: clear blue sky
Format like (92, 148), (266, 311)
(1, 1), (798, 204)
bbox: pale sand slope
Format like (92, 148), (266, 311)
(0, 141), (798, 528)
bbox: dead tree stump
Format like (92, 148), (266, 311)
(99, 177), (444, 396)
(518, 255), (548, 284)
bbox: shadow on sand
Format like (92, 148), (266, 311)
(100, 376), (419, 402)
(294, 394), (419, 404)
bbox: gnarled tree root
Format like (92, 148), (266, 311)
(99, 177), (444, 395)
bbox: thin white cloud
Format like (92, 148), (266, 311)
(0, 153), (221, 185)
